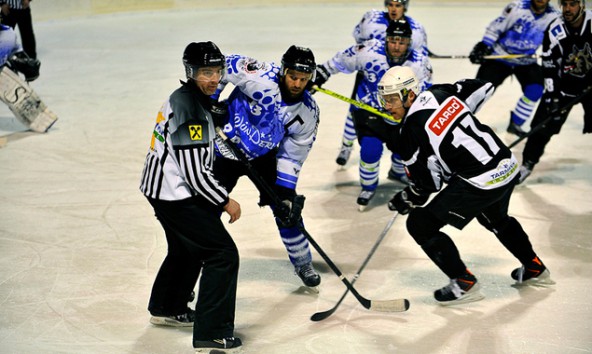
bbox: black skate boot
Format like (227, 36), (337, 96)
(517, 160), (535, 184)
(357, 189), (376, 212)
(434, 270), (485, 306)
(150, 307), (195, 327)
(507, 119), (527, 137)
(296, 263), (321, 288)
(511, 256), (555, 286)
(194, 337), (242, 353)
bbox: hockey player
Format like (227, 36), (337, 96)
(0, 23), (56, 133)
(518, 0), (592, 183)
(469, 0), (559, 137)
(213, 45), (322, 288)
(140, 42), (242, 352)
(337, 0), (429, 169)
(313, 20), (432, 210)
(379, 66), (554, 306)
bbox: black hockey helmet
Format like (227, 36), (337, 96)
(386, 19), (412, 39)
(182, 41), (225, 80)
(386, 20), (413, 65)
(280, 45), (317, 79)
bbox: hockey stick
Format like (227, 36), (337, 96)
(508, 85), (592, 149)
(310, 211), (399, 321)
(215, 128), (410, 313)
(312, 85), (400, 123)
(428, 53), (537, 60)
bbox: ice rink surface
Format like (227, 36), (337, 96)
(1, 2), (591, 354)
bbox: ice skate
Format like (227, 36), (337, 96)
(434, 271), (484, 306)
(507, 120), (527, 137)
(296, 263), (321, 290)
(357, 189), (375, 212)
(150, 307), (195, 327)
(387, 169), (409, 185)
(336, 142), (353, 168)
(511, 257), (555, 287)
(194, 337), (243, 353)
(517, 160), (535, 184)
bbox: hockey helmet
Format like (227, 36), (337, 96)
(378, 66), (420, 106)
(386, 20), (413, 64)
(281, 45), (317, 79)
(182, 41), (225, 80)
(384, 0), (410, 10)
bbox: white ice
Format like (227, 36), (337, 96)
(1, 2), (591, 354)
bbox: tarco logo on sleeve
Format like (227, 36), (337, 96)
(188, 125), (202, 140)
(428, 97), (465, 136)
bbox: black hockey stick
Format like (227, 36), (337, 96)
(310, 211), (399, 321)
(508, 85), (592, 149)
(428, 50), (537, 60)
(215, 128), (410, 313)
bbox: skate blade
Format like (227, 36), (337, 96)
(358, 204), (367, 212)
(437, 291), (485, 306)
(149, 316), (193, 327)
(514, 270), (556, 288)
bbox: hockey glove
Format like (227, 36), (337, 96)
(273, 195), (305, 228)
(307, 64), (331, 92)
(7, 52), (40, 82)
(388, 186), (430, 215)
(211, 100), (229, 128)
(469, 41), (493, 65)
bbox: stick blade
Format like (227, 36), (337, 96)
(310, 309), (336, 322)
(369, 298), (410, 312)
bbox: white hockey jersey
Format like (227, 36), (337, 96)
(216, 54), (320, 190)
(352, 10), (428, 53)
(322, 39), (432, 120)
(481, 0), (559, 66)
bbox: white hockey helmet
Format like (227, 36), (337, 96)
(378, 66), (420, 105)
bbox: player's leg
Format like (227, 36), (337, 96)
(507, 64), (544, 137)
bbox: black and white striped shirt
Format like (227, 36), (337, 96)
(1, 1), (27, 10)
(140, 81), (229, 207)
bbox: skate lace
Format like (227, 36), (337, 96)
(299, 264), (316, 278)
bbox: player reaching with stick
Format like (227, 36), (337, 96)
(378, 66), (554, 305)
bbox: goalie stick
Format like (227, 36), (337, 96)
(312, 85), (400, 123)
(215, 128), (410, 313)
(310, 211), (399, 321)
(508, 85), (592, 149)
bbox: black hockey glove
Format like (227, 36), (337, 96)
(388, 186), (430, 215)
(469, 41), (493, 65)
(307, 64), (331, 92)
(273, 195), (306, 228)
(211, 100), (229, 128)
(7, 52), (40, 82)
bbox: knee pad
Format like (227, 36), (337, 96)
(406, 207), (444, 246)
(524, 83), (544, 102)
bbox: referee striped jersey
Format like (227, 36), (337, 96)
(0, 1), (26, 10)
(140, 81), (229, 207)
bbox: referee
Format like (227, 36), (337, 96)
(139, 42), (243, 352)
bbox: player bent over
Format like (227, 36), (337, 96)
(0, 24), (56, 133)
(379, 66), (554, 305)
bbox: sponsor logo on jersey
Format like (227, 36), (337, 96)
(428, 97), (464, 136)
(188, 125), (202, 140)
(486, 158), (518, 185)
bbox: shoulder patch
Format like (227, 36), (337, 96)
(188, 124), (203, 140)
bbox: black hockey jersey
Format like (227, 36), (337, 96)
(542, 10), (592, 96)
(398, 79), (520, 194)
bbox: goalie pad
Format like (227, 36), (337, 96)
(0, 66), (57, 133)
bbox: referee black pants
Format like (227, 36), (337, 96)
(2, 7), (37, 59)
(147, 197), (239, 341)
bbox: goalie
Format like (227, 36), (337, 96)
(0, 23), (56, 133)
